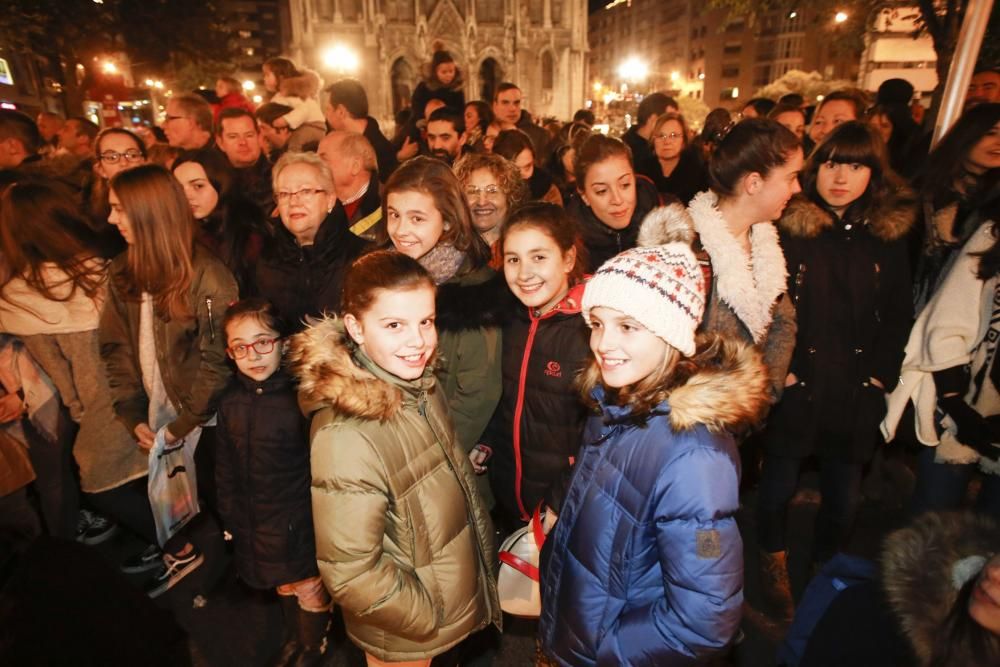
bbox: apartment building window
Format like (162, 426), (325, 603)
(722, 65), (740, 78)
(723, 42), (741, 55)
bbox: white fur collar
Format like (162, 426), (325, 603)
(688, 191), (788, 342)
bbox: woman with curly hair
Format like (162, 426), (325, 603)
(453, 150), (529, 259)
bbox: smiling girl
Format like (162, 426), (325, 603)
(383, 156), (506, 505)
(538, 244), (770, 666)
(290, 251), (500, 666)
(567, 134), (662, 268)
(478, 203), (590, 533)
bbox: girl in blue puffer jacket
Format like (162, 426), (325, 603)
(538, 241), (771, 666)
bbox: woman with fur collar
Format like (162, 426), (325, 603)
(759, 122), (916, 617)
(290, 251), (500, 665)
(637, 118), (800, 401)
(411, 49), (465, 125)
(800, 511), (1000, 667)
(882, 194), (1000, 515)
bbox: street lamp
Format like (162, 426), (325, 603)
(242, 80), (256, 91)
(322, 44), (359, 73)
(834, 11), (848, 23)
(618, 57), (648, 84)
(102, 61), (119, 75)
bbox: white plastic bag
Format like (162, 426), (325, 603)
(147, 425), (201, 546)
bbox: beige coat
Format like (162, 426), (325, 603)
(289, 318), (500, 662)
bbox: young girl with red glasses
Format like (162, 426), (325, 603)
(215, 297), (330, 666)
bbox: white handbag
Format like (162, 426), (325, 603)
(497, 504), (547, 617)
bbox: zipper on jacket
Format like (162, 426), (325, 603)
(512, 315), (541, 522)
(417, 392), (427, 418)
(792, 263), (806, 305)
(206, 297), (216, 342)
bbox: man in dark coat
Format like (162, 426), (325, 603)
(324, 78), (398, 182)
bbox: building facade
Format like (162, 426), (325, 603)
(589, 2), (860, 110)
(858, 6), (936, 96)
(286, 0), (589, 124)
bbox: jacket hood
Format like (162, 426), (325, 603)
(279, 71), (321, 99)
(667, 335), (770, 434)
(881, 511), (1000, 663)
(637, 203), (696, 247)
(287, 317), (410, 421)
(779, 188), (918, 242)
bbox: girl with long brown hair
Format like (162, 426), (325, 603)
(383, 156), (506, 505)
(99, 164), (238, 597)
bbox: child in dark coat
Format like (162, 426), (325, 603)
(215, 298), (330, 666)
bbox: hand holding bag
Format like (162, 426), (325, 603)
(497, 503), (547, 617)
(147, 425), (201, 546)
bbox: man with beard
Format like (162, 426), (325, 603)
(424, 107), (467, 165)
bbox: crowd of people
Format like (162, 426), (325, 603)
(0, 49), (999, 666)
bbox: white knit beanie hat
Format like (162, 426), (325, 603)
(582, 243), (705, 356)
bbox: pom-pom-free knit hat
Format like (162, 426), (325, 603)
(582, 244), (705, 356)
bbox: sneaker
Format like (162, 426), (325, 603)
(76, 510), (119, 545)
(121, 544), (163, 574)
(145, 548), (204, 598)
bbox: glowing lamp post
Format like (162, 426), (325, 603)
(322, 44), (360, 74)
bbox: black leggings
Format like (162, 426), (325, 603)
(85, 477), (190, 555)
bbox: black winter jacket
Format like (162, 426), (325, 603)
(484, 283), (590, 524)
(566, 175), (662, 270)
(765, 193), (916, 461)
(215, 369), (317, 589)
(255, 209), (371, 331)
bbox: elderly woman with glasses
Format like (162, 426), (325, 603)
(453, 152), (528, 267)
(635, 112), (708, 206)
(255, 152), (371, 331)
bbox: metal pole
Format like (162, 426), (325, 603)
(932, 0), (995, 148)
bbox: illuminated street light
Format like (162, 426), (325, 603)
(252, 95), (263, 104)
(593, 81), (603, 93)
(834, 11), (848, 23)
(242, 80), (256, 91)
(322, 44), (359, 73)
(102, 61), (119, 75)
(788, 11), (797, 19)
(618, 57), (648, 83)
(670, 71), (680, 82)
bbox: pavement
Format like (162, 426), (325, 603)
(86, 458), (915, 667)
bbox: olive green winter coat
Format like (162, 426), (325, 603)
(290, 317), (500, 662)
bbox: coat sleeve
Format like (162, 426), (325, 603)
(445, 327), (503, 453)
(98, 283), (148, 434)
(595, 441), (743, 666)
(167, 265), (238, 438)
(763, 293), (797, 401)
(871, 239), (913, 391)
(311, 423), (439, 639)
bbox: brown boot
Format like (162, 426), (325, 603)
(759, 550), (795, 622)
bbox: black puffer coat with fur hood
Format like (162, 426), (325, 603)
(766, 191), (917, 461)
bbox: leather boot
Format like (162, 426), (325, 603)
(291, 608), (330, 667)
(759, 550), (795, 622)
(269, 594), (300, 667)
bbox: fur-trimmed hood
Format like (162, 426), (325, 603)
(779, 188), (918, 242)
(287, 316), (417, 422)
(279, 71), (322, 99)
(667, 335), (770, 434)
(596, 334), (770, 435)
(881, 511), (1000, 664)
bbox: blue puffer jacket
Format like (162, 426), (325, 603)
(539, 337), (770, 666)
